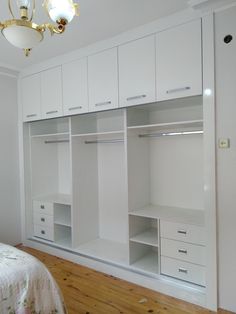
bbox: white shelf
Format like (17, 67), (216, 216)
(131, 251), (158, 274)
(72, 130), (124, 138)
(129, 204), (205, 226)
(76, 238), (128, 265)
(130, 228), (158, 247)
(33, 193), (72, 205)
(54, 221), (71, 227)
(31, 132), (70, 140)
(127, 120), (203, 132)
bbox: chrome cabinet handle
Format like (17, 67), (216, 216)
(46, 110), (58, 115)
(41, 218), (45, 222)
(68, 106), (82, 111)
(178, 249), (187, 254)
(41, 230), (45, 235)
(26, 114), (37, 118)
(178, 268), (188, 274)
(127, 94), (147, 101)
(166, 87), (191, 94)
(95, 101), (111, 107)
(178, 230), (187, 235)
(40, 205), (45, 209)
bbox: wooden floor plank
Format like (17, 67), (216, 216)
(18, 246), (234, 314)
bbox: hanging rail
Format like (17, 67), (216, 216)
(84, 139), (124, 144)
(138, 130), (203, 138)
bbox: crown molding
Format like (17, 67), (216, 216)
(0, 62), (19, 78)
(188, 0), (236, 11)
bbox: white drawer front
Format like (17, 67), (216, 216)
(160, 220), (205, 245)
(34, 224), (54, 241)
(33, 212), (54, 228)
(161, 238), (206, 266)
(33, 201), (54, 216)
(161, 256), (206, 286)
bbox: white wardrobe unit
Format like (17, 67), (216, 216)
(23, 97), (207, 292)
(19, 13), (216, 311)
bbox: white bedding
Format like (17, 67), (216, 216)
(0, 243), (67, 314)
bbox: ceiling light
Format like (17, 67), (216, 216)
(0, 0), (79, 56)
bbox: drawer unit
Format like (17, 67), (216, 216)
(160, 220), (205, 245)
(34, 225), (54, 241)
(161, 256), (206, 286)
(33, 212), (54, 228)
(161, 238), (206, 266)
(33, 200), (54, 216)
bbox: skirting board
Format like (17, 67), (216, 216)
(23, 238), (206, 308)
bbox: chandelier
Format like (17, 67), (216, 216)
(0, 0), (79, 56)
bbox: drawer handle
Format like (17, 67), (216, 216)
(178, 230), (187, 235)
(166, 87), (191, 94)
(95, 101), (111, 107)
(40, 205), (45, 209)
(41, 230), (45, 235)
(46, 110), (58, 115)
(178, 268), (188, 274)
(178, 249), (187, 254)
(69, 106), (82, 111)
(41, 218), (45, 222)
(26, 114), (37, 118)
(126, 94), (147, 101)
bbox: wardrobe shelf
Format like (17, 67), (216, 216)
(33, 193), (72, 205)
(31, 132), (70, 139)
(130, 228), (158, 247)
(127, 120), (203, 132)
(72, 130), (124, 138)
(54, 221), (71, 228)
(129, 204), (205, 226)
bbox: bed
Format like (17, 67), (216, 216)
(0, 243), (67, 314)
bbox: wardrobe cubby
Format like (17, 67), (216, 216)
(71, 109), (128, 263)
(129, 242), (159, 274)
(71, 109), (125, 135)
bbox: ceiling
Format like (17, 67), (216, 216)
(0, 0), (189, 70)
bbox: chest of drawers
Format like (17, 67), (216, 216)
(160, 220), (206, 286)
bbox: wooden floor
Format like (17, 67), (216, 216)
(19, 246), (233, 314)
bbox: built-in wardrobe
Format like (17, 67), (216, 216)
(19, 13), (217, 311)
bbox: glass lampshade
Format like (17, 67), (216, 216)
(2, 24), (43, 49)
(44, 0), (76, 23)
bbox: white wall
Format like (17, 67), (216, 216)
(215, 6), (236, 312)
(0, 73), (21, 245)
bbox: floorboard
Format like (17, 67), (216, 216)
(18, 246), (234, 314)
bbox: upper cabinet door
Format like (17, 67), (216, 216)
(156, 19), (202, 101)
(88, 48), (119, 112)
(62, 58), (89, 116)
(22, 74), (41, 122)
(41, 67), (63, 119)
(119, 35), (156, 107)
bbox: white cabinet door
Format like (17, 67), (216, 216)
(88, 48), (118, 112)
(119, 35), (156, 107)
(62, 58), (88, 116)
(41, 67), (63, 119)
(156, 19), (202, 101)
(22, 74), (41, 122)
